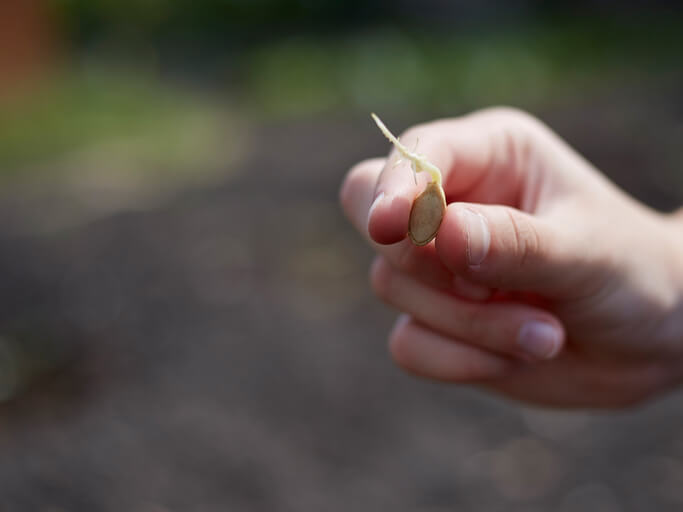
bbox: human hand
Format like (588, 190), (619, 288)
(340, 107), (683, 408)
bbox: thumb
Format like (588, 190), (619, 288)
(436, 202), (587, 295)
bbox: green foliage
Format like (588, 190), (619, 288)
(0, 67), (228, 172)
(5, 6), (680, 173)
(241, 17), (683, 117)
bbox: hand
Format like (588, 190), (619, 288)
(340, 107), (683, 408)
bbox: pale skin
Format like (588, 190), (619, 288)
(340, 107), (683, 408)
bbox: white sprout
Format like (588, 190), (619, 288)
(371, 113), (442, 186)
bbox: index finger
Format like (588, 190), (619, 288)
(368, 109), (531, 245)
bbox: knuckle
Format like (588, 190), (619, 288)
(479, 106), (539, 129)
(465, 107), (546, 182)
(479, 107), (547, 152)
(505, 209), (540, 269)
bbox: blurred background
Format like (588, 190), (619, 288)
(0, 1), (682, 510)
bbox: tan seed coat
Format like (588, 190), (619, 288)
(408, 182), (446, 246)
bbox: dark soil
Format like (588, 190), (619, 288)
(1, 85), (683, 511)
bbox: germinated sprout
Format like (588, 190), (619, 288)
(371, 113), (442, 186)
(371, 113), (447, 246)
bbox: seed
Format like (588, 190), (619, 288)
(370, 113), (447, 246)
(409, 181), (446, 246)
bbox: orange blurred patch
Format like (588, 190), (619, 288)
(0, 0), (58, 98)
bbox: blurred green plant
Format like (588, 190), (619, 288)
(241, 17), (682, 117)
(0, 67), (235, 174)
(3, 9), (680, 173)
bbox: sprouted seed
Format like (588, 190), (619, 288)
(371, 113), (446, 246)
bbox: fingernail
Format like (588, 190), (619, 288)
(367, 192), (385, 225)
(460, 208), (490, 266)
(518, 321), (561, 359)
(369, 191), (385, 216)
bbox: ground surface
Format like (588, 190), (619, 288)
(1, 85), (683, 511)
